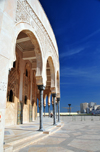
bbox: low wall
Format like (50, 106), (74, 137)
(37, 112), (78, 116)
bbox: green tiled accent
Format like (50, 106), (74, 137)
(29, 105), (32, 122)
(17, 102), (23, 125)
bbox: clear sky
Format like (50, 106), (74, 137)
(39, 0), (100, 112)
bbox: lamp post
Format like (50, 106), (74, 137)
(68, 104), (71, 115)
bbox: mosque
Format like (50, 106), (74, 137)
(0, 0), (60, 151)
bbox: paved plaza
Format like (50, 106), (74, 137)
(18, 116), (100, 152)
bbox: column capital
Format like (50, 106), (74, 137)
(52, 93), (56, 97)
(57, 98), (60, 102)
(51, 87), (56, 94)
(56, 93), (60, 98)
(38, 85), (45, 91)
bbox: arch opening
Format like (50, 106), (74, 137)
(9, 90), (13, 102)
(6, 30), (43, 125)
(24, 96), (27, 105)
(46, 56), (55, 90)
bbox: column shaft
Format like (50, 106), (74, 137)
(39, 106), (40, 118)
(44, 106), (45, 117)
(40, 89), (43, 130)
(48, 105), (50, 117)
(57, 98), (60, 122)
(52, 104), (54, 117)
(38, 85), (45, 131)
(56, 103), (58, 119)
(52, 94), (56, 125)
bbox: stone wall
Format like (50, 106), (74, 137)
(5, 47), (38, 125)
(23, 104), (29, 123)
(5, 102), (16, 126)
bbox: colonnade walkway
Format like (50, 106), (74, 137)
(3, 117), (62, 152)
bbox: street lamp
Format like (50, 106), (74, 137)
(68, 104), (71, 115)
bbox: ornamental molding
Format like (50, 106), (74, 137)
(16, 0), (58, 62)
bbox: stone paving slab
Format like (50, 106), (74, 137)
(19, 116), (100, 152)
(4, 117), (53, 140)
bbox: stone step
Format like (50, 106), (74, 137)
(5, 131), (42, 145)
(4, 124), (56, 144)
(4, 123), (63, 152)
(4, 130), (33, 141)
(13, 125), (62, 152)
(3, 144), (13, 152)
(13, 134), (46, 152)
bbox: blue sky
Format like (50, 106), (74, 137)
(39, 0), (100, 112)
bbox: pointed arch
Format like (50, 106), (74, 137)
(46, 56), (55, 89)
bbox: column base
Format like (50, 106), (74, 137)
(38, 128), (44, 131)
(57, 121), (60, 125)
(53, 123), (57, 126)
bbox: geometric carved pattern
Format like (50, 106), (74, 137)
(8, 68), (17, 95)
(7, 52), (20, 100)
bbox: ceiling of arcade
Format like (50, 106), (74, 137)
(16, 31), (39, 70)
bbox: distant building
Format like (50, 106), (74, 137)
(80, 102), (99, 113)
(93, 105), (100, 110)
(80, 103), (88, 113)
(86, 107), (90, 114)
(88, 102), (96, 108)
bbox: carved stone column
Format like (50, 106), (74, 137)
(57, 98), (60, 122)
(38, 85), (45, 131)
(52, 93), (56, 125)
